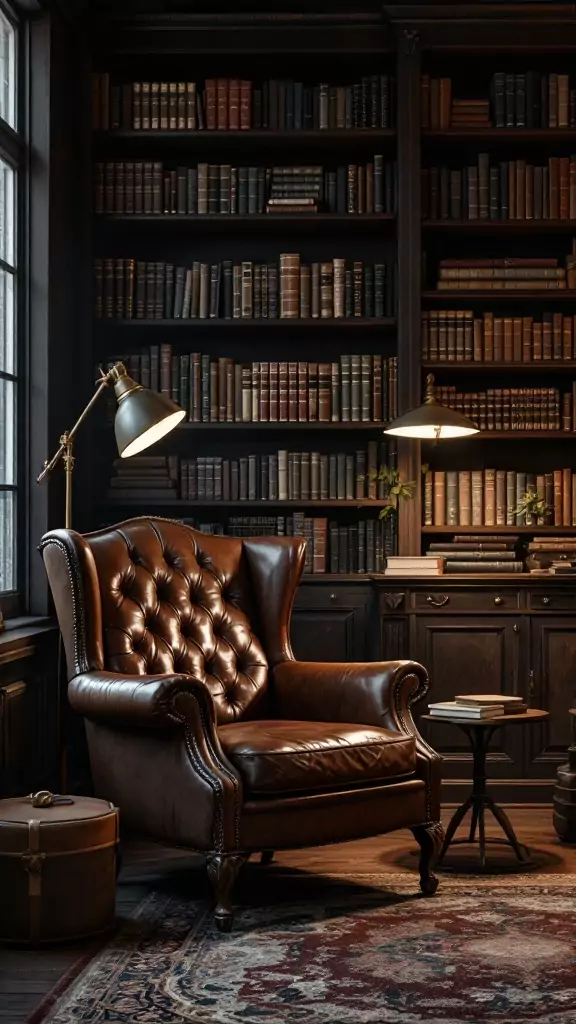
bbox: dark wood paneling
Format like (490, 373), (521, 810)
(291, 584), (372, 661)
(529, 617), (576, 776)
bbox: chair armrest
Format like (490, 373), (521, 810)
(68, 670), (216, 730)
(273, 659), (429, 737)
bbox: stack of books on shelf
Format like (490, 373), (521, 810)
(384, 555), (444, 577)
(432, 383), (572, 432)
(177, 516), (394, 573)
(428, 694), (527, 720)
(426, 536), (522, 575)
(526, 536), (576, 572)
(108, 456), (179, 500)
(424, 468), (576, 528)
(94, 255), (396, 320)
(422, 154), (576, 222)
(434, 257), (570, 292)
(422, 310), (576, 363)
(421, 76), (491, 130)
(178, 443), (394, 502)
(91, 74), (395, 133)
(94, 158), (397, 217)
(113, 349), (397, 424)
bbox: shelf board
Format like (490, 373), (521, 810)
(95, 317), (397, 329)
(101, 499), (387, 508)
(422, 291), (576, 304)
(94, 129), (396, 144)
(422, 525), (575, 534)
(423, 129), (576, 143)
(423, 361), (576, 372)
(174, 421), (389, 432)
(422, 219), (576, 233)
(98, 213), (396, 227)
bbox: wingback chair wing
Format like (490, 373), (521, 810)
(40, 517), (444, 931)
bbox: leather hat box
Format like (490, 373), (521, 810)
(0, 795), (119, 945)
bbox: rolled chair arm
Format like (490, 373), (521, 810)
(68, 670), (217, 730)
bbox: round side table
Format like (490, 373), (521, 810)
(422, 708), (549, 870)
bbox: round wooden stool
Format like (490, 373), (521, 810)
(0, 794), (119, 945)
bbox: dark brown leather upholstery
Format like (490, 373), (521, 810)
(40, 517), (443, 930)
(219, 720), (416, 795)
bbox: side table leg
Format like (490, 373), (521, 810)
(469, 804), (479, 843)
(438, 795), (473, 862)
(488, 799), (530, 862)
(478, 800), (487, 868)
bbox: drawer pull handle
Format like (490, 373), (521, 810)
(426, 595), (449, 608)
(330, 593), (337, 602)
(542, 596), (550, 606)
(494, 597), (503, 606)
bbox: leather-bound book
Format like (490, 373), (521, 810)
(308, 363), (318, 422)
(332, 258), (345, 318)
(318, 362), (331, 422)
(554, 469), (563, 525)
(341, 354), (351, 422)
(494, 317), (504, 362)
(319, 261), (333, 318)
(353, 262), (363, 316)
(560, 156), (570, 220)
(563, 469), (572, 526)
(350, 355), (361, 423)
(433, 471), (446, 526)
(558, 73), (569, 127)
(168, 82), (178, 130)
(470, 470), (483, 526)
(484, 468), (496, 527)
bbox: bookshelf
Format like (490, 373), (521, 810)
(70, 1), (576, 801)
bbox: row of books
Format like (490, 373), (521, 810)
(92, 74), (395, 133)
(421, 310), (576, 363)
(94, 257), (396, 321)
(421, 72), (575, 130)
(434, 257), (572, 292)
(178, 516), (396, 574)
(424, 468), (576, 527)
(118, 349), (398, 423)
(432, 384), (573, 433)
(94, 159), (397, 217)
(109, 447), (396, 502)
(422, 157), (576, 222)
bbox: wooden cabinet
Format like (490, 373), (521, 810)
(528, 618), (576, 778)
(291, 583), (374, 662)
(0, 622), (59, 798)
(413, 615), (526, 780)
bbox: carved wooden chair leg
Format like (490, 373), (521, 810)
(206, 853), (247, 933)
(410, 822), (445, 896)
(260, 850), (275, 865)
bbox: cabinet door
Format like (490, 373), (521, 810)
(291, 586), (373, 662)
(414, 616), (526, 779)
(528, 618), (576, 779)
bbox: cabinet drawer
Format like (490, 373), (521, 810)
(413, 588), (521, 612)
(529, 590), (576, 612)
(294, 585), (372, 610)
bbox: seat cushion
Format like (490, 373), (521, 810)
(218, 720), (416, 796)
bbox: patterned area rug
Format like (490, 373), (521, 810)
(39, 872), (576, 1024)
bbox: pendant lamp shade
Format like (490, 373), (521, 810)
(384, 374), (479, 440)
(111, 363), (186, 457)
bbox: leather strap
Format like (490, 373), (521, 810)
(22, 820), (46, 943)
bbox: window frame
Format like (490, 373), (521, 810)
(0, 0), (24, 621)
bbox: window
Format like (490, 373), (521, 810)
(0, 3), (19, 618)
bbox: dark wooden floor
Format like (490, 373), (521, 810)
(1, 806), (575, 1023)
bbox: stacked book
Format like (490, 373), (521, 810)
(451, 98), (490, 129)
(116, 349), (398, 425)
(429, 694), (527, 720)
(94, 255), (396, 320)
(426, 536), (522, 575)
(432, 383), (567, 432)
(421, 77), (491, 130)
(421, 310), (576, 363)
(435, 257), (568, 292)
(423, 155), (576, 222)
(526, 536), (576, 572)
(424, 468), (576, 528)
(108, 456), (179, 501)
(178, 442), (394, 502)
(177, 516), (395, 573)
(94, 158), (396, 217)
(91, 74), (395, 133)
(384, 555), (444, 576)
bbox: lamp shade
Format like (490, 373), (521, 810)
(110, 363), (186, 458)
(384, 374), (479, 440)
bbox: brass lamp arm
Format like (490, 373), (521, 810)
(37, 368), (116, 486)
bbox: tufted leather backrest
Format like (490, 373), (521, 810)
(84, 518), (269, 724)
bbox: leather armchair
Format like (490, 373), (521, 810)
(40, 517), (443, 930)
